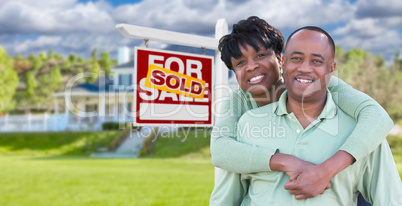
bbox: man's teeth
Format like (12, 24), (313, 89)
(296, 78), (313, 83)
(250, 75), (264, 82)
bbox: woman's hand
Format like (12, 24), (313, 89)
(284, 164), (332, 199)
(269, 153), (332, 199)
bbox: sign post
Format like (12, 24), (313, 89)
(116, 19), (228, 183)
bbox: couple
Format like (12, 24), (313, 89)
(210, 16), (402, 205)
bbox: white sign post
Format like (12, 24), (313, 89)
(116, 19), (228, 183)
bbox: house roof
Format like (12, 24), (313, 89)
(114, 60), (134, 69)
(53, 76), (124, 97)
(75, 76), (115, 92)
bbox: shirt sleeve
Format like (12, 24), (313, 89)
(356, 140), (402, 205)
(328, 76), (394, 161)
(209, 169), (247, 206)
(210, 89), (277, 173)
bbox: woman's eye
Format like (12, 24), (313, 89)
(257, 53), (265, 57)
(236, 60), (244, 66)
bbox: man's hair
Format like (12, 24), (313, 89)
(218, 16), (284, 70)
(286, 26), (335, 57)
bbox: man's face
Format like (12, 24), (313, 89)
(230, 41), (281, 99)
(282, 30), (336, 102)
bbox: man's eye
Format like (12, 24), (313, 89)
(291, 57), (301, 61)
(313, 59), (323, 64)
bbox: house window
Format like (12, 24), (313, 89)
(85, 104), (98, 112)
(118, 74), (133, 87)
(127, 103), (132, 112)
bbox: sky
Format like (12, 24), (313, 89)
(0, 0), (401, 64)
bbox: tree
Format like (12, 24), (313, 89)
(50, 64), (63, 90)
(99, 51), (112, 75)
(48, 49), (54, 60)
(77, 57), (85, 64)
(39, 52), (47, 61)
(25, 71), (37, 98)
(69, 53), (76, 63)
(91, 48), (98, 60)
(28, 54), (43, 72)
(0, 46), (18, 113)
(86, 58), (99, 84)
(336, 48), (402, 120)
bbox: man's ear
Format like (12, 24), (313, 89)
(325, 62), (336, 84)
(276, 53), (282, 66)
(330, 62), (336, 74)
(281, 55), (286, 66)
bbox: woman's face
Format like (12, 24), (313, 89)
(230, 41), (282, 99)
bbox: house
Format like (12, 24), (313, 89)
(51, 47), (135, 131)
(0, 46), (238, 132)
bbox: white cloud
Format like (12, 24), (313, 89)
(0, 0), (400, 64)
(333, 18), (387, 38)
(0, 0), (115, 35)
(10, 36), (62, 54)
(355, 0), (402, 18)
(336, 30), (401, 62)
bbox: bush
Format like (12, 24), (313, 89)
(102, 122), (141, 131)
(102, 122), (123, 130)
(0, 131), (121, 156)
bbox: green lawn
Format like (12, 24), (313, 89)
(0, 131), (401, 206)
(0, 156), (214, 206)
(147, 128), (212, 159)
(0, 130), (215, 206)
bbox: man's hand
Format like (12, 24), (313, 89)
(284, 164), (332, 200)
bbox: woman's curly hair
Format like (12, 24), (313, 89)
(219, 16), (284, 70)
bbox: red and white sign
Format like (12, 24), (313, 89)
(134, 47), (214, 126)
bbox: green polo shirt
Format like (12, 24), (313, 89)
(233, 91), (402, 206)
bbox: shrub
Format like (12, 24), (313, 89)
(102, 122), (141, 131)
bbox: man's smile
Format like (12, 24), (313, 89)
(294, 75), (315, 87)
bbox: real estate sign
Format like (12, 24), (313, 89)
(134, 47), (213, 126)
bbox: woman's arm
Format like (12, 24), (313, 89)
(329, 76), (394, 160)
(210, 89), (278, 173)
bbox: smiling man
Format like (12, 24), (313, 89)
(233, 27), (402, 205)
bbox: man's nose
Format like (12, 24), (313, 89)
(298, 60), (313, 73)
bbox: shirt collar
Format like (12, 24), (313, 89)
(275, 89), (338, 120)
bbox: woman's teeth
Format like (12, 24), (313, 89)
(250, 75), (264, 82)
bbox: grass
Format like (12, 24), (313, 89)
(147, 127), (212, 159)
(0, 129), (215, 206)
(0, 156), (214, 206)
(0, 131), (124, 156)
(0, 131), (401, 205)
